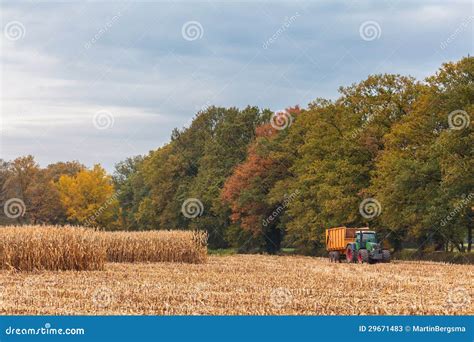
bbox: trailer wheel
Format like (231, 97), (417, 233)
(358, 249), (369, 263)
(328, 252), (333, 262)
(334, 251), (341, 263)
(382, 250), (391, 263)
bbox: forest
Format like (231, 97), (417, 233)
(1, 57), (472, 255)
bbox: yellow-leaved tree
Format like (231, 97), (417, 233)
(56, 164), (119, 228)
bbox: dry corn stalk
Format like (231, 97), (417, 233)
(102, 230), (208, 264)
(0, 225), (105, 271)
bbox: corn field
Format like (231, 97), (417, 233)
(0, 225), (207, 271)
(103, 230), (208, 264)
(0, 225), (105, 271)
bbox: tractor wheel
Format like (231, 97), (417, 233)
(358, 249), (369, 263)
(346, 246), (356, 263)
(334, 251), (341, 263)
(382, 250), (391, 263)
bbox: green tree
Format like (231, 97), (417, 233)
(113, 155), (147, 230)
(371, 57), (473, 252)
(121, 106), (267, 248)
(187, 106), (267, 247)
(274, 75), (421, 253)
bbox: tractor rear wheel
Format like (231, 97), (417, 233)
(358, 249), (369, 263)
(382, 250), (391, 263)
(346, 246), (356, 263)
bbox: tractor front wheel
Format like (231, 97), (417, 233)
(358, 249), (369, 263)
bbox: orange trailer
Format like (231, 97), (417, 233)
(325, 227), (370, 262)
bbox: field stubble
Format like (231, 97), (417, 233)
(0, 255), (472, 315)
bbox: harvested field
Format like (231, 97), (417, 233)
(103, 230), (207, 264)
(0, 225), (105, 271)
(0, 255), (472, 315)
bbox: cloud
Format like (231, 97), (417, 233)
(1, 0), (471, 170)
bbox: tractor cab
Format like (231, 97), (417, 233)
(356, 231), (377, 243)
(355, 230), (384, 259)
(355, 231), (377, 249)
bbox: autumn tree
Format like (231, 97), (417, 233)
(186, 106), (268, 247)
(3, 57), (471, 258)
(0, 157), (85, 225)
(27, 161), (85, 224)
(267, 74), (422, 253)
(0, 159), (13, 225)
(371, 57), (473, 252)
(119, 106), (267, 248)
(0, 156), (39, 224)
(56, 164), (118, 228)
(221, 107), (299, 253)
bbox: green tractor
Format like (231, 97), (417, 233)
(345, 230), (390, 264)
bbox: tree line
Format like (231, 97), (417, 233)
(1, 57), (472, 254)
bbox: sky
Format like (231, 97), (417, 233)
(1, 0), (472, 171)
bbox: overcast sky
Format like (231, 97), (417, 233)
(1, 0), (472, 171)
